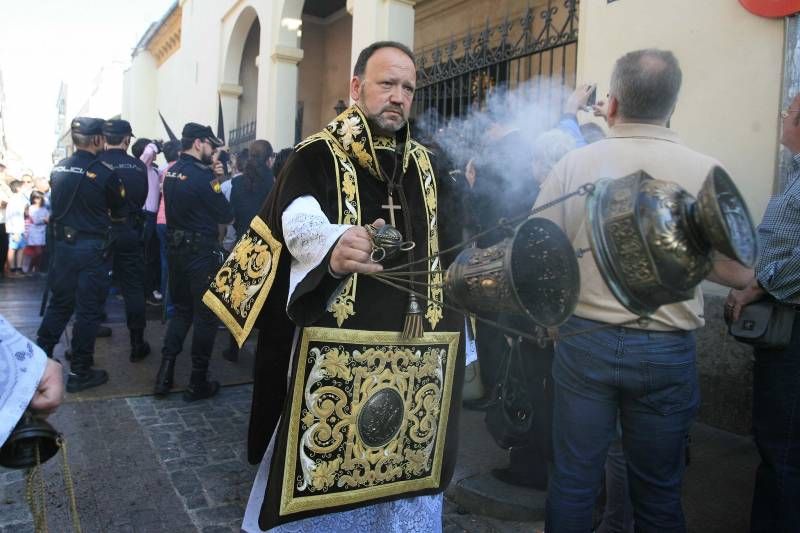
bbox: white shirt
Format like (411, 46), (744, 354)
(5, 192), (29, 234)
(0, 314), (48, 445)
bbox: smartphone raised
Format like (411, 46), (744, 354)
(586, 84), (597, 107)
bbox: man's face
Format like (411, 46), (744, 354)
(351, 47), (416, 134)
(197, 139), (215, 164)
(781, 93), (800, 151)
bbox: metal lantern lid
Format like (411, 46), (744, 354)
(586, 167), (756, 317)
(694, 166), (757, 267)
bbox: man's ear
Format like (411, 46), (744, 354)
(607, 96), (619, 121)
(350, 76), (361, 102)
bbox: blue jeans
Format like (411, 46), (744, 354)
(142, 211), (158, 294)
(750, 313), (800, 533)
(37, 238), (112, 370)
(597, 436), (634, 533)
(546, 316), (698, 533)
(156, 223), (174, 317)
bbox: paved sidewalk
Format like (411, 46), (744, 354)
(0, 278), (759, 532)
(0, 385), (538, 533)
(1, 381), (758, 532)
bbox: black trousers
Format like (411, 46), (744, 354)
(0, 223), (8, 276)
(112, 226), (146, 332)
(37, 238), (111, 369)
(161, 243), (223, 365)
(750, 313), (800, 533)
(475, 313), (507, 392)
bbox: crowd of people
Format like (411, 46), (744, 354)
(1, 39), (798, 533)
(0, 171), (52, 277)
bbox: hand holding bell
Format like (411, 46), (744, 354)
(330, 220), (385, 275)
(365, 222), (415, 263)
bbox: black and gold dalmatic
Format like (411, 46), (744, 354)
(203, 106), (464, 529)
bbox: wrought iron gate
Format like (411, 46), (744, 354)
(229, 121), (256, 154)
(412, 0), (579, 130)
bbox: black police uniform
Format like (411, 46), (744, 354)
(99, 120), (151, 362)
(37, 117), (126, 393)
(155, 123), (232, 401)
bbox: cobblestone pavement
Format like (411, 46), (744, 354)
(0, 385), (539, 533)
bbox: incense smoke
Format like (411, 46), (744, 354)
(414, 78), (584, 189)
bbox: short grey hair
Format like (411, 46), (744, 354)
(353, 41), (415, 78)
(609, 49), (682, 122)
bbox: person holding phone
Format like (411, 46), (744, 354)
(558, 83), (599, 147)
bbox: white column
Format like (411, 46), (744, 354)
(262, 45), (304, 149)
(348, 0), (416, 74)
(123, 50), (158, 140)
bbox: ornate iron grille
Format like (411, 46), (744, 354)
(413, 0), (579, 130)
(229, 120), (256, 153)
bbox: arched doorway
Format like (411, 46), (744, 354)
(221, 5), (260, 153)
(236, 19), (260, 139)
(296, 0), (350, 139)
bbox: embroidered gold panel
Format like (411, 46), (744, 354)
(202, 216), (282, 347)
(279, 327), (460, 516)
(322, 129), (361, 326)
(325, 106), (412, 179)
(411, 145), (444, 330)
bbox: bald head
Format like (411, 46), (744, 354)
(609, 49), (682, 124)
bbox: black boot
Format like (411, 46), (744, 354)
(183, 357), (219, 402)
(153, 356), (176, 398)
(129, 329), (151, 362)
(63, 348), (94, 367)
(66, 355), (108, 393)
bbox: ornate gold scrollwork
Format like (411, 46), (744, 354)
(280, 328), (460, 516)
(202, 216), (282, 346)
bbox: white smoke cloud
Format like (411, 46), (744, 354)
(415, 77), (579, 191)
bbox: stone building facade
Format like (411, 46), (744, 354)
(122, 0), (792, 434)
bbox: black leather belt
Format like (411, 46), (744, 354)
(166, 228), (218, 248)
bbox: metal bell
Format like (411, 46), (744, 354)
(585, 166), (756, 316)
(0, 411), (60, 469)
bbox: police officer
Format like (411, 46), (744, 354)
(37, 117), (126, 393)
(154, 123), (232, 402)
(99, 119), (151, 362)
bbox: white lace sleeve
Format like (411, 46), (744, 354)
(0, 314), (48, 445)
(281, 196), (352, 303)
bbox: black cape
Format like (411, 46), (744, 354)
(204, 105), (465, 529)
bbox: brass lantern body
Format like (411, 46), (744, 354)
(444, 217), (580, 327)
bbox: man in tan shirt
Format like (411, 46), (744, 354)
(534, 49), (748, 532)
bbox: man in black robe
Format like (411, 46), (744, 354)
(204, 41), (464, 532)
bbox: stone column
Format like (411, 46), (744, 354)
(123, 50), (158, 140)
(348, 0), (416, 75)
(262, 45), (304, 149)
